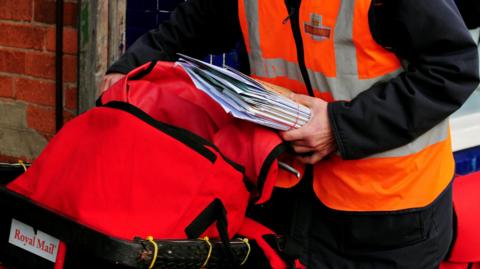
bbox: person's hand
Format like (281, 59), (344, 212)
(98, 73), (125, 95)
(280, 93), (336, 164)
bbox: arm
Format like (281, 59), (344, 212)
(107, 0), (241, 74)
(329, 0), (480, 160)
(455, 0), (480, 29)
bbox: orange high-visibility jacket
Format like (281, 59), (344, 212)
(238, 0), (453, 211)
(107, 0), (479, 212)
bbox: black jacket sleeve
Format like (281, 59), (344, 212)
(107, 0), (241, 74)
(328, 0), (480, 160)
(455, 0), (480, 29)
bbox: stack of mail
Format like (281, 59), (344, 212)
(177, 54), (311, 131)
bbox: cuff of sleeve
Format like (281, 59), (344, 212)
(327, 101), (350, 160)
(106, 63), (134, 75)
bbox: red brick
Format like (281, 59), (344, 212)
(63, 2), (79, 27)
(0, 23), (46, 50)
(34, 0), (56, 24)
(65, 86), (78, 111)
(0, 0), (33, 21)
(25, 51), (55, 79)
(27, 105), (56, 134)
(24, 52), (77, 82)
(63, 55), (77, 82)
(46, 27), (78, 54)
(34, 0), (78, 27)
(15, 78), (56, 106)
(0, 75), (14, 98)
(0, 49), (26, 74)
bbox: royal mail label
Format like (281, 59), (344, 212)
(8, 218), (60, 262)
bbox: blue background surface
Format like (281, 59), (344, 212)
(125, 0), (480, 175)
(126, 0), (242, 70)
(454, 146), (480, 175)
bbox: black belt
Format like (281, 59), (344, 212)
(0, 187), (251, 269)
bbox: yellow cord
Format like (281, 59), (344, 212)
(200, 236), (213, 268)
(146, 236), (158, 269)
(240, 238), (251, 265)
(18, 160), (27, 172)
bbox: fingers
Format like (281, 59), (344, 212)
(99, 78), (110, 93)
(101, 76), (116, 92)
(281, 93), (335, 165)
(289, 136), (321, 148)
(99, 80), (108, 95)
(297, 151), (324, 164)
(296, 147), (334, 164)
(280, 94), (327, 141)
(98, 73), (126, 95)
(291, 144), (314, 154)
(290, 93), (315, 107)
(280, 128), (307, 141)
(293, 140), (337, 164)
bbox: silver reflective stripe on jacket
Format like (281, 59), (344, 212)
(241, 0), (450, 158)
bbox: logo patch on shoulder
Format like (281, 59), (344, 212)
(304, 14), (331, 41)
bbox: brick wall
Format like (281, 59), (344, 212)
(0, 0), (78, 162)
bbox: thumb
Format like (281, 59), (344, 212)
(291, 93), (315, 107)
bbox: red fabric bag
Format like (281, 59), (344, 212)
(440, 171), (480, 268)
(99, 61), (287, 203)
(8, 103), (250, 241)
(8, 61), (287, 243)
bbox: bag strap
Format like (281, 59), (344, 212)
(185, 198), (235, 261)
(185, 199), (228, 240)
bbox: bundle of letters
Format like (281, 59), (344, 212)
(177, 54), (311, 131)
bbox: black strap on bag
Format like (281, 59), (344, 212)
(185, 199), (236, 263)
(0, 187), (250, 269)
(0, 163), (29, 185)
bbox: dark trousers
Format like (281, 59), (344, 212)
(305, 184), (453, 269)
(249, 167), (453, 269)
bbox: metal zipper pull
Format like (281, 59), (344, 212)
(278, 161), (301, 179)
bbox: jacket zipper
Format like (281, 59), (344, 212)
(284, 0), (314, 97)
